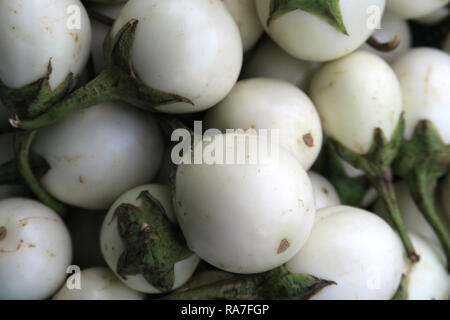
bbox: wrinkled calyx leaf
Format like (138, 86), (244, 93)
(312, 142), (370, 207)
(0, 61), (76, 120)
(330, 115), (420, 263)
(393, 120), (450, 270)
(161, 265), (335, 300)
(15, 19), (192, 131)
(115, 191), (193, 292)
(268, 0), (348, 35)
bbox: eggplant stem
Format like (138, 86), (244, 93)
(367, 34), (401, 52)
(16, 131), (67, 217)
(368, 168), (420, 263)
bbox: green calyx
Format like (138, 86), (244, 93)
(0, 61), (77, 121)
(393, 120), (450, 271)
(391, 275), (408, 300)
(15, 19), (192, 131)
(330, 115), (420, 263)
(161, 265), (335, 300)
(312, 142), (371, 207)
(115, 191), (193, 292)
(267, 0), (348, 35)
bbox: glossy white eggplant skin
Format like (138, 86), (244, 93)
(391, 48), (450, 143)
(310, 51), (403, 154)
(33, 102), (164, 210)
(242, 37), (321, 92)
(204, 78), (323, 170)
(0, 198), (72, 300)
(308, 171), (341, 210)
(174, 133), (316, 274)
(256, 0), (386, 62)
(405, 233), (450, 300)
(221, 0), (264, 52)
(0, 0), (92, 90)
(111, 0), (243, 114)
(286, 205), (406, 300)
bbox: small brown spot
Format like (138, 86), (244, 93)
(277, 238), (290, 254)
(251, 124), (255, 129)
(20, 220), (28, 227)
(0, 226), (6, 240)
(321, 187), (329, 195)
(78, 176), (83, 184)
(27, 243), (36, 248)
(303, 134), (314, 147)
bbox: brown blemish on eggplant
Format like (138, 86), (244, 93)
(303, 134), (314, 147)
(0, 226), (6, 241)
(277, 238), (290, 254)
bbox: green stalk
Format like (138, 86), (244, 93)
(161, 266), (335, 300)
(15, 131), (67, 216)
(333, 116), (419, 263)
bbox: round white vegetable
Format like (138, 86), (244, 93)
(440, 175), (450, 221)
(0, 0), (91, 90)
(405, 233), (450, 300)
(373, 181), (445, 259)
(360, 13), (411, 62)
(101, 184), (200, 294)
(286, 205), (405, 300)
(308, 171), (341, 210)
(33, 102), (164, 210)
(221, 0), (264, 52)
(111, 0), (243, 114)
(255, 0), (385, 62)
(310, 50), (403, 154)
(174, 133), (316, 274)
(391, 48), (450, 142)
(241, 37), (321, 91)
(53, 267), (146, 300)
(90, 4), (125, 75)
(413, 7), (449, 25)
(0, 198), (72, 300)
(68, 209), (106, 269)
(204, 78), (323, 170)
(386, 0), (449, 19)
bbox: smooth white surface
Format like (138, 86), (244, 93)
(242, 37), (321, 91)
(111, 0), (243, 114)
(310, 51), (403, 154)
(222, 0), (264, 51)
(0, 0), (91, 89)
(392, 48), (450, 143)
(414, 6), (449, 25)
(386, 0), (449, 19)
(101, 184), (200, 294)
(308, 171), (341, 210)
(406, 234), (450, 300)
(256, 0), (385, 61)
(360, 13), (411, 62)
(286, 205), (405, 300)
(204, 78), (323, 170)
(33, 102), (164, 210)
(0, 198), (72, 299)
(53, 267), (146, 300)
(174, 133), (316, 274)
